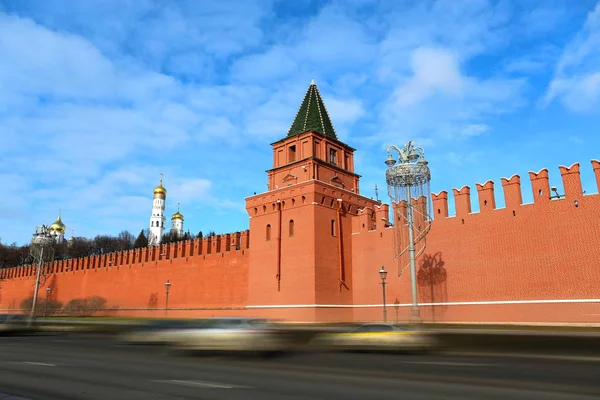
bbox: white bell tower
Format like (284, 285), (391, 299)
(170, 203), (184, 238)
(149, 173), (167, 245)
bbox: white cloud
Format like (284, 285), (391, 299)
(230, 46), (299, 83)
(168, 179), (213, 205)
(378, 47), (526, 145)
(0, 14), (117, 100)
(376, 0), (513, 82)
(460, 124), (491, 137)
(1, 0), (590, 245)
(393, 47), (464, 108)
(543, 3), (600, 112)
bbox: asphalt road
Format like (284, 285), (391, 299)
(0, 333), (599, 400)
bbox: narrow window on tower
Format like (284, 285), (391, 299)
(331, 219), (336, 236)
(289, 145), (296, 162)
(289, 220), (295, 237)
(329, 149), (337, 165)
(266, 224), (271, 241)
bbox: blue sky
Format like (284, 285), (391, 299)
(1, 0), (600, 245)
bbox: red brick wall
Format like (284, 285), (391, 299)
(0, 233), (250, 318)
(2, 161), (600, 325)
(349, 161), (600, 324)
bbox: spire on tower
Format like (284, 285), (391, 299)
(286, 80), (337, 140)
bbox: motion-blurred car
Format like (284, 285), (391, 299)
(119, 319), (208, 345)
(170, 317), (295, 356)
(311, 323), (438, 353)
(0, 314), (31, 334)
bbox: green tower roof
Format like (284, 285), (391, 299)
(286, 80), (337, 140)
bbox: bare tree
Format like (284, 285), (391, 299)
(68, 237), (94, 259)
(20, 297), (63, 317)
(63, 296), (107, 317)
(91, 235), (121, 255)
(117, 230), (135, 251)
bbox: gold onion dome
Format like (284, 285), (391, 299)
(171, 203), (184, 220)
(154, 173), (167, 196)
(49, 213), (66, 233)
(154, 184), (167, 196)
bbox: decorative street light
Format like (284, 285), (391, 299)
(44, 287), (51, 318)
(385, 140), (432, 323)
(29, 225), (56, 325)
(379, 266), (388, 323)
(164, 280), (172, 318)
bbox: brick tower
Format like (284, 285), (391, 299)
(245, 81), (380, 321)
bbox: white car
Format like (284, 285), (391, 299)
(171, 317), (294, 356)
(119, 319), (207, 345)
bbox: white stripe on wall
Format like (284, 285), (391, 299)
(246, 299), (600, 309)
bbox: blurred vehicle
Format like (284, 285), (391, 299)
(0, 314), (32, 334)
(311, 323), (438, 353)
(171, 317), (295, 356)
(119, 319), (208, 345)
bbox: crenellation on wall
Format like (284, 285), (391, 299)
(232, 232), (240, 250)
(426, 160), (600, 223)
(201, 237), (210, 255)
(354, 207), (373, 231)
(452, 186), (472, 217)
(374, 203), (390, 230)
(559, 162), (583, 199)
(476, 180), (496, 212)
(431, 191), (449, 219)
(501, 174), (522, 210)
(412, 196), (428, 229)
(591, 160), (600, 192)
(0, 229), (253, 284)
(529, 168), (550, 203)
(223, 234), (230, 252)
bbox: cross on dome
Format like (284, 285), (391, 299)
(154, 173), (167, 196)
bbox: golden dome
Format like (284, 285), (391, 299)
(154, 173), (167, 196)
(154, 184), (167, 196)
(171, 203), (184, 220)
(49, 213), (66, 233)
(171, 211), (184, 221)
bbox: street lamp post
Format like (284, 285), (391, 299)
(29, 226), (55, 326)
(164, 280), (172, 318)
(379, 266), (388, 323)
(385, 141), (432, 323)
(44, 287), (51, 318)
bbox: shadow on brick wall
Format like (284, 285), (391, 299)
(417, 252), (448, 322)
(147, 292), (159, 309)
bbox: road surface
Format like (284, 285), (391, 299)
(0, 333), (598, 399)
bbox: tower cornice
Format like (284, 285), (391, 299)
(270, 129), (356, 151)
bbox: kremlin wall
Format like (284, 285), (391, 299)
(1, 82), (600, 324)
